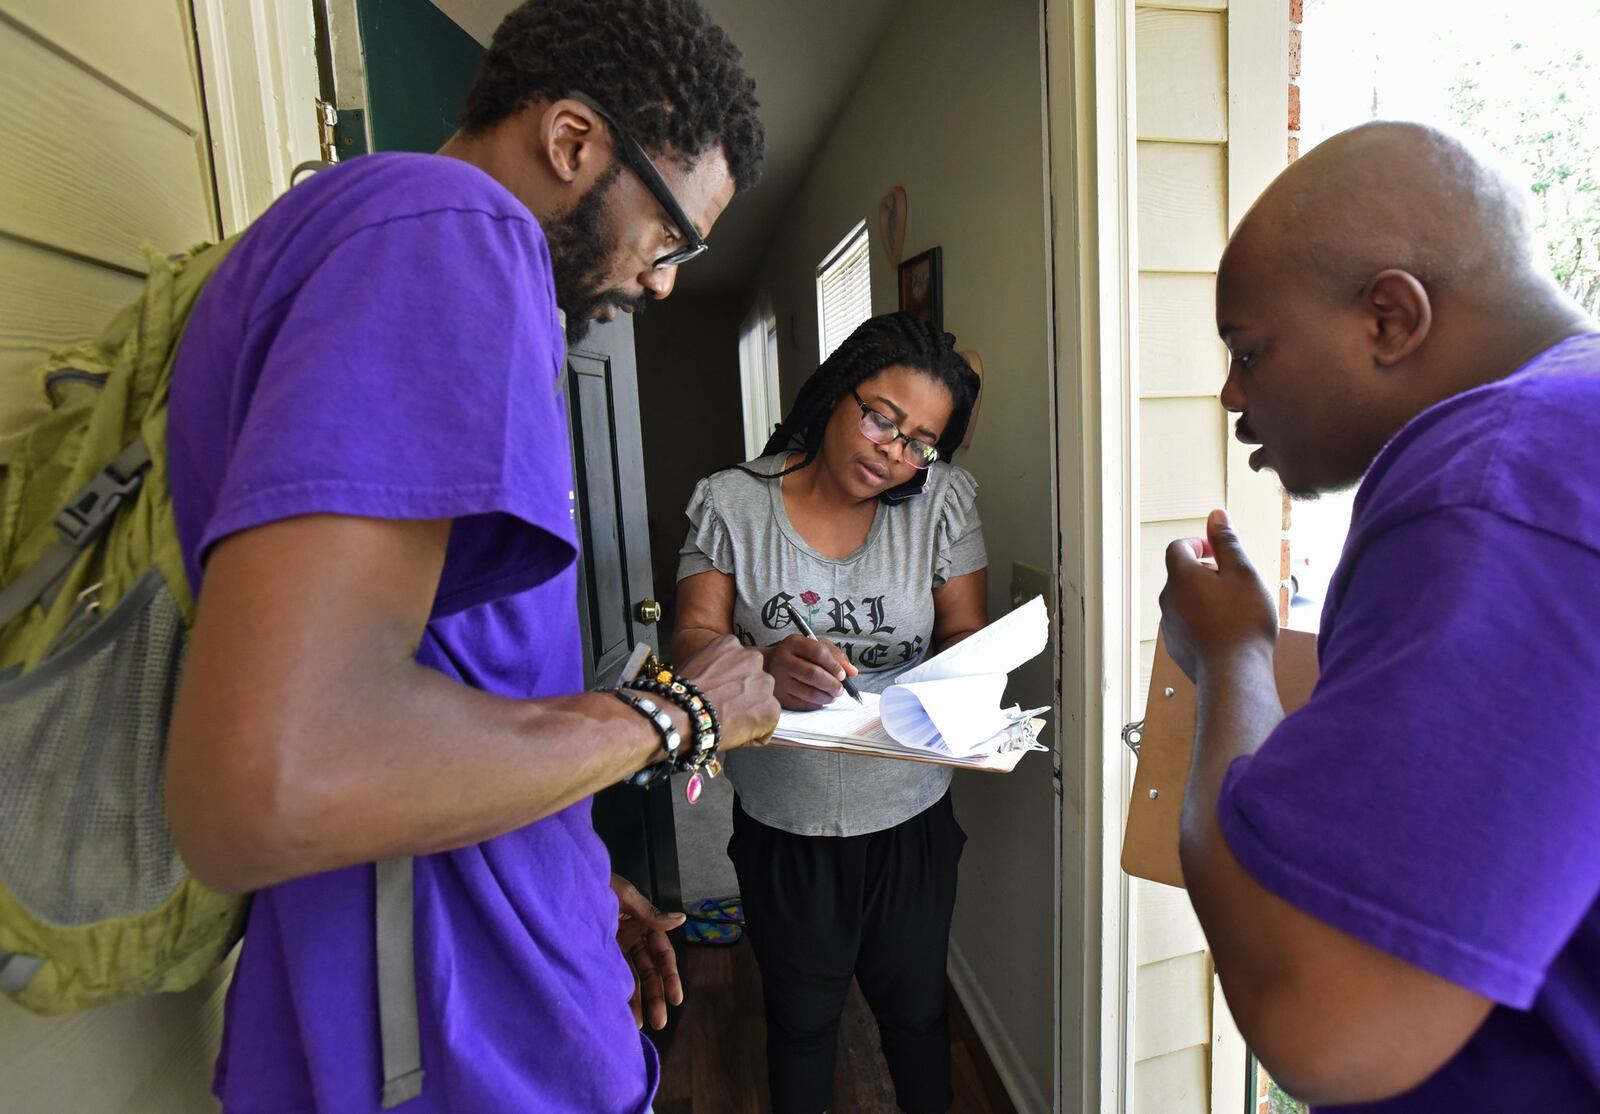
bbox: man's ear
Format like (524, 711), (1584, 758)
(1364, 268), (1432, 367)
(538, 99), (606, 185)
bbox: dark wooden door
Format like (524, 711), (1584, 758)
(318, 0), (683, 919)
(566, 317), (664, 682)
(564, 319), (682, 918)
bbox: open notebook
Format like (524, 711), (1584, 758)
(771, 596), (1051, 773)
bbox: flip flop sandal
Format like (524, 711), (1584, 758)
(684, 895), (744, 945)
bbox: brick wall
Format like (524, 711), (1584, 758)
(1288, 0), (1303, 162)
(1275, 0), (1304, 627)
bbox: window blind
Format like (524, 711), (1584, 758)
(816, 221), (871, 360)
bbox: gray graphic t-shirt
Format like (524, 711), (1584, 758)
(676, 454), (987, 836)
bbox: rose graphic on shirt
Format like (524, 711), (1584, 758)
(799, 589), (822, 625)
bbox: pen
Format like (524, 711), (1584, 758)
(785, 601), (863, 704)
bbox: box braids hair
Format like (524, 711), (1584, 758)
(740, 312), (980, 503)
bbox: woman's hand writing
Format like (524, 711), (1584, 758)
(762, 635), (859, 711)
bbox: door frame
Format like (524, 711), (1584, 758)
(191, 0), (323, 234)
(1045, 0), (1141, 1110)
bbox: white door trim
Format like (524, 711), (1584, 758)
(1046, 0), (1140, 1110)
(191, 0), (323, 235)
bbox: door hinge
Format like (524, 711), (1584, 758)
(316, 100), (340, 164)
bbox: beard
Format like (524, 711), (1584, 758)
(544, 164), (649, 345)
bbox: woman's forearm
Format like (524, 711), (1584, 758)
(672, 623), (730, 664)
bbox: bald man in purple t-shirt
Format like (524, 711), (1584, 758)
(1159, 122), (1600, 1111)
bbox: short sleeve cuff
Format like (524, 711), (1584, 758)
(676, 477), (735, 580)
(933, 466), (988, 586)
(200, 478), (578, 618)
(1218, 757), (1547, 1007)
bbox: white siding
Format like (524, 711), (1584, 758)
(1131, 0), (1287, 1108)
(1135, 1043), (1209, 1114)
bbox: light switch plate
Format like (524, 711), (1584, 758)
(1010, 560), (1054, 626)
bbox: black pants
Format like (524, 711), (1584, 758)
(728, 791), (966, 1114)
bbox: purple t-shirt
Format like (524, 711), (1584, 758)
(1218, 333), (1600, 1111)
(168, 153), (656, 1113)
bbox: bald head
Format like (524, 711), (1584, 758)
(1226, 122), (1540, 306)
(1213, 122), (1594, 498)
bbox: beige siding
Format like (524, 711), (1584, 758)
(1138, 519), (1206, 642)
(1136, 142), (1228, 273)
(0, 0), (216, 460)
(4, 0), (208, 129)
(1136, 951), (1213, 1061)
(1135, 1043), (1209, 1114)
(1139, 273), (1227, 397)
(1132, 0), (1286, 1108)
(1135, 8), (1227, 143)
(0, 13), (214, 273)
(0, 238), (143, 372)
(0, 1), (228, 1109)
(1136, 878), (1209, 965)
(1132, 10), (1230, 1102)
(1139, 397), (1227, 521)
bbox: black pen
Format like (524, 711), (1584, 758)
(785, 602), (863, 704)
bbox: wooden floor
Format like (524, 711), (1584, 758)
(654, 938), (1016, 1114)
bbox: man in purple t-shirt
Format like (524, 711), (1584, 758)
(161, 3), (780, 1112)
(1159, 122), (1600, 1111)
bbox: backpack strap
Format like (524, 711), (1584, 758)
(375, 856), (424, 1108)
(0, 439), (151, 627)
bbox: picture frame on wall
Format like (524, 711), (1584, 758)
(898, 246), (943, 329)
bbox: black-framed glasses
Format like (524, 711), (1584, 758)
(567, 91), (708, 269)
(852, 390), (939, 470)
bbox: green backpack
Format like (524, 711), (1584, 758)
(0, 233), (427, 1108)
(0, 238), (247, 1014)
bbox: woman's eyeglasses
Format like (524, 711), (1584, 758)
(852, 390), (939, 470)
(567, 91), (708, 269)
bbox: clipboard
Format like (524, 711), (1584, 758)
(612, 642), (1046, 774)
(770, 716), (1046, 773)
(1120, 628), (1320, 888)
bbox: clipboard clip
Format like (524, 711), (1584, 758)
(999, 707), (1051, 753)
(1120, 718), (1144, 757)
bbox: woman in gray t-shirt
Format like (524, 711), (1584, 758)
(674, 313), (987, 1114)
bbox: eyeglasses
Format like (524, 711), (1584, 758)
(567, 91), (709, 269)
(852, 390), (940, 470)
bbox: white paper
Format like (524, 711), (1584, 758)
(775, 691), (883, 739)
(772, 598), (1051, 762)
(894, 595), (1049, 685)
(881, 674), (1011, 755)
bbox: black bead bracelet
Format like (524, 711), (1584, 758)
(610, 689), (681, 786)
(624, 676), (720, 760)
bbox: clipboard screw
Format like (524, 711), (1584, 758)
(1163, 687), (1175, 698)
(1148, 788), (1159, 799)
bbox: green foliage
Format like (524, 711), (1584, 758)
(1268, 1075), (1309, 1114)
(1450, 46), (1600, 314)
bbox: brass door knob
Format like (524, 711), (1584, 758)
(635, 599), (663, 625)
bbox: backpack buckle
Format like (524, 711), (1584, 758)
(54, 462), (146, 546)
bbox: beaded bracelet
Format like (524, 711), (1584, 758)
(610, 690), (681, 787)
(625, 676), (718, 757)
(622, 672), (723, 803)
(673, 676), (720, 743)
